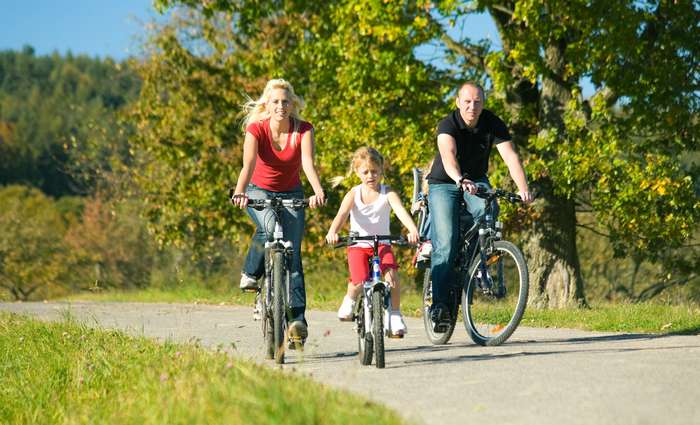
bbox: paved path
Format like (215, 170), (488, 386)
(2, 301), (699, 425)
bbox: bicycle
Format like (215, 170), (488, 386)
(332, 234), (409, 369)
(231, 190), (309, 364)
(411, 168), (529, 346)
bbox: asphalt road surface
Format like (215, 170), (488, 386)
(2, 301), (699, 425)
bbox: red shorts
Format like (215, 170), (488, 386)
(347, 245), (398, 285)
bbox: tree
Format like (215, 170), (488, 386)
(0, 185), (67, 300)
(147, 0), (699, 306)
(0, 48), (140, 197)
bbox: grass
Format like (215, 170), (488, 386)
(0, 313), (408, 425)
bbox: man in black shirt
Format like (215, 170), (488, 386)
(427, 82), (532, 330)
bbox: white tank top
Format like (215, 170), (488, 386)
(349, 184), (391, 248)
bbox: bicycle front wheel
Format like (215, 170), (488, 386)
(272, 250), (286, 364)
(371, 289), (385, 369)
(462, 240), (529, 346)
(357, 296), (373, 366)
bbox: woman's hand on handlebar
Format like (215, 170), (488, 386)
(231, 192), (248, 208)
(325, 231), (339, 245)
(309, 189), (326, 209)
(406, 231), (419, 245)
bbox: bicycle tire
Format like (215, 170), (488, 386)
(372, 289), (385, 369)
(462, 240), (528, 346)
(422, 268), (458, 345)
(273, 250), (286, 364)
(357, 295), (373, 366)
(261, 282), (274, 360)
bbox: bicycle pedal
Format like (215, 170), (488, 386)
(287, 337), (305, 351)
(241, 288), (259, 293)
(433, 322), (450, 333)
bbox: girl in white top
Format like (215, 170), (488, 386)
(326, 147), (419, 337)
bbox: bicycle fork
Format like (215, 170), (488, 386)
(363, 257), (391, 336)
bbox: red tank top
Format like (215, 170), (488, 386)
(246, 118), (313, 192)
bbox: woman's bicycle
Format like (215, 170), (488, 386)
(232, 191), (309, 364)
(411, 168), (529, 346)
(332, 234), (409, 369)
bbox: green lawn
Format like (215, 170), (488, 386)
(0, 313), (408, 425)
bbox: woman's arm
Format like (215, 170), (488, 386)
(325, 189), (355, 245)
(386, 189), (419, 243)
(301, 128), (326, 208)
(231, 132), (258, 208)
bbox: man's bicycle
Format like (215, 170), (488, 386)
(411, 168), (529, 346)
(232, 191), (309, 364)
(333, 234), (409, 369)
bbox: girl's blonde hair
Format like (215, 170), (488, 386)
(241, 78), (305, 136)
(331, 146), (385, 187)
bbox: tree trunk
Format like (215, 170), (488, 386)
(523, 179), (586, 308)
(525, 41), (587, 308)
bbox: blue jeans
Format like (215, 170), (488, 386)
(243, 184), (306, 323)
(428, 177), (497, 308)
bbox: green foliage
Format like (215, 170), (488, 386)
(0, 185), (67, 300)
(0, 47), (140, 196)
(62, 196), (156, 292)
(0, 313), (408, 424)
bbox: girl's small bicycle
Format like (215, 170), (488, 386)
(333, 234), (409, 369)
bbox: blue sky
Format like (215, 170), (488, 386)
(0, 1), (500, 63)
(0, 0), (158, 60)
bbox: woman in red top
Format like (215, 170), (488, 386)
(231, 79), (325, 344)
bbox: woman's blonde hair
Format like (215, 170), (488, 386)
(241, 78), (305, 131)
(331, 146), (385, 187)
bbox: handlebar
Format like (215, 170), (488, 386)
(229, 188), (309, 210)
(331, 234), (420, 249)
(474, 187), (523, 204)
(246, 197), (309, 211)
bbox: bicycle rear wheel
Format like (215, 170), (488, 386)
(462, 240), (528, 346)
(372, 289), (385, 369)
(357, 295), (373, 366)
(272, 250), (286, 364)
(422, 268), (457, 345)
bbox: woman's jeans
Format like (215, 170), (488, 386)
(427, 177), (497, 309)
(243, 184), (306, 323)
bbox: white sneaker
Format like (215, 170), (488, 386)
(337, 295), (356, 321)
(389, 312), (407, 338)
(239, 273), (258, 291)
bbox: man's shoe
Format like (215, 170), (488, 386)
(239, 273), (259, 291)
(337, 295), (356, 321)
(288, 321), (307, 349)
(430, 304), (451, 333)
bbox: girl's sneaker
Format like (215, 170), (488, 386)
(337, 295), (356, 321)
(387, 311), (407, 338)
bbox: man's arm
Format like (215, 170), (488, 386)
(496, 141), (532, 203)
(437, 133), (477, 194)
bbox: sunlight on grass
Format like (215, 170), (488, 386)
(0, 313), (409, 425)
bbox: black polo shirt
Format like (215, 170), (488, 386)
(427, 109), (511, 184)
